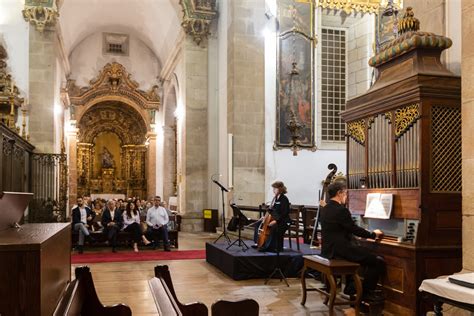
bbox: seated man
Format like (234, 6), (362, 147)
(71, 197), (95, 254)
(146, 196), (171, 251)
(101, 200), (123, 253)
(320, 182), (385, 302)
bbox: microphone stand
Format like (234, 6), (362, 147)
(212, 179), (232, 244)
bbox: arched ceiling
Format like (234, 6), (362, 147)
(59, 0), (182, 66)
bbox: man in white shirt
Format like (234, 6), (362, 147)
(146, 196), (171, 251)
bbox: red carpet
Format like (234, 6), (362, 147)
(71, 249), (206, 264)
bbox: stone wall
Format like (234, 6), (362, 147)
(227, 0), (266, 205)
(462, 0), (474, 272)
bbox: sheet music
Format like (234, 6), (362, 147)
(364, 193), (393, 219)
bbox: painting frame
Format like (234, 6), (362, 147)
(274, 0), (316, 151)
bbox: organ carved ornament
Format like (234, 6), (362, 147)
(346, 119), (366, 145)
(179, 0), (217, 46)
(316, 0), (402, 15)
(395, 103), (420, 138)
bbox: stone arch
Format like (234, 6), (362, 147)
(162, 83), (178, 204)
(78, 100), (148, 145)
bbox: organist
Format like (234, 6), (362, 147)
(320, 181), (385, 302)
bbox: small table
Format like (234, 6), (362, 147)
(300, 255), (362, 316)
(419, 275), (474, 315)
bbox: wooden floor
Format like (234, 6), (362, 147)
(72, 232), (356, 316)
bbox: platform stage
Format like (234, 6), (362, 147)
(206, 239), (319, 280)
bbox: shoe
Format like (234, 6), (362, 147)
(133, 245), (139, 253)
(362, 291), (385, 303)
(164, 246), (171, 252)
(112, 247), (117, 253)
(87, 235), (96, 243)
(251, 244), (258, 249)
(343, 284), (356, 296)
(77, 246), (83, 254)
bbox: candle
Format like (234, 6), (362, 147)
(10, 79), (14, 93)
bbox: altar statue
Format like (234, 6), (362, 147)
(101, 146), (115, 168)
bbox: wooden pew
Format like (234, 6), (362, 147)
(211, 299), (259, 316)
(149, 265), (208, 316)
(149, 265), (260, 316)
(53, 266), (131, 316)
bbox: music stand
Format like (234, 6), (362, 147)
(226, 204), (250, 251)
(264, 227), (289, 287)
(213, 179), (232, 244)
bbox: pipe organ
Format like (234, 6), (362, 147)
(341, 8), (462, 315)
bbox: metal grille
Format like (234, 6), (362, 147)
(29, 153), (68, 222)
(321, 28), (346, 141)
(431, 106), (462, 192)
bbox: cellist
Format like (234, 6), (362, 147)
(252, 181), (291, 252)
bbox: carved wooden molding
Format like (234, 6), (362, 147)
(66, 62), (160, 118)
(179, 0), (217, 46)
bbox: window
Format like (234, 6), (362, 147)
(103, 33), (129, 56)
(321, 28), (346, 142)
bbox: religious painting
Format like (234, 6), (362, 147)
(275, 0), (315, 150)
(375, 0), (403, 52)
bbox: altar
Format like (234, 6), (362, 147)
(90, 193), (126, 201)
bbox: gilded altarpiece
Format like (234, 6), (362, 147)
(67, 62), (160, 200)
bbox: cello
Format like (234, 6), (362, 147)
(310, 163), (338, 247)
(257, 210), (273, 249)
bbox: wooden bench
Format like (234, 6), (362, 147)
(53, 266), (131, 316)
(301, 255), (362, 316)
(149, 265), (259, 316)
(211, 299), (259, 316)
(149, 265), (208, 316)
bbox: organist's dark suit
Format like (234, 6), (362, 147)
(101, 207), (123, 251)
(320, 200), (385, 294)
(253, 193), (291, 252)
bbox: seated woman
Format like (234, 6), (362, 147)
(123, 201), (151, 252)
(90, 199), (104, 232)
(252, 181), (291, 252)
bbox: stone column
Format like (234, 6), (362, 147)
(28, 27), (57, 153)
(462, 0), (474, 272)
(67, 128), (78, 215)
(227, 0), (266, 205)
(147, 132), (157, 199)
(179, 36), (209, 232)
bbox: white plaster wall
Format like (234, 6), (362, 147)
(264, 7), (346, 205)
(69, 32), (160, 90)
(0, 0), (30, 95)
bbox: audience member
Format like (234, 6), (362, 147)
(71, 197), (95, 254)
(146, 196), (171, 251)
(123, 201), (151, 252)
(90, 199), (104, 232)
(101, 200), (123, 253)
